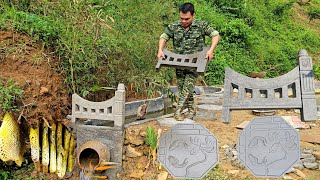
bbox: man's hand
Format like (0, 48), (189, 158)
(157, 50), (165, 60)
(206, 50), (214, 61)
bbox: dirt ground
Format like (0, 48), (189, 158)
(122, 110), (320, 180)
(0, 30), (70, 127)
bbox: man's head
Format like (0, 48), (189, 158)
(179, 3), (194, 28)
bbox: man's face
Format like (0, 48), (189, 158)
(180, 11), (194, 28)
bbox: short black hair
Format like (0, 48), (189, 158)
(179, 3), (194, 15)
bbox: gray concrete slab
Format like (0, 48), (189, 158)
(158, 123), (218, 179)
(238, 116), (300, 178)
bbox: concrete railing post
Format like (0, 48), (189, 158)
(114, 83), (126, 127)
(298, 50), (317, 121)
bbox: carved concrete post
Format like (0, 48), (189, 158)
(114, 83), (126, 127)
(298, 50), (317, 121)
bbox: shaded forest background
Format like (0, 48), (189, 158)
(1, 0), (320, 98)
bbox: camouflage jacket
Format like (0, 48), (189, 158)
(160, 19), (219, 54)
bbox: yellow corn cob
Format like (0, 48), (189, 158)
(0, 112), (24, 166)
(49, 123), (57, 173)
(56, 123), (63, 175)
(57, 129), (71, 178)
(29, 125), (40, 171)
(42, 122), (49, 173)
(67, 135), (74, 172)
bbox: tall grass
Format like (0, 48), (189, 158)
(0, 0), (319, 94)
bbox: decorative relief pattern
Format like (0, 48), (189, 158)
(238, 116), (300, 178)
(158, 124), (218, 179)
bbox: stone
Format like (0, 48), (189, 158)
(129, 170), (144, 179)
(300, 153), (315, 159)
(303, 162), (319, 170)
(293, 169), (306, 179)
(197, 104), (223, 112)
(40, 86), (49, 94)
(157, 117), (195, 127)
(125, 129), (144, 146)
(126, 145), (143, 158)
(285, 167), (296, 173)
(139, 131), (147, 137)
(158, 123), (218, 179)
(312, 151), (320, 160)
(283, 175), (294, 179)
(227, 170), (239, 175)
(193, 111), (217, 121)
(157, 171), (168, 180)
(221, 144), (229, 149)
(309, 123), (317, 128)
(197, 96), (223, 105)
(301, 156), (316, 163)
(136, 156), (148, 168)
(238, 116), (300, 178)
(302, 149), (313, 154)
(293, 161), (304, 170)
(232, 150), (238, 156)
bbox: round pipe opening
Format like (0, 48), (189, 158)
(79, 148), (100, 169)
(77, 140), (110, 170)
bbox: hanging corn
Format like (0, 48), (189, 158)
(30, 125), (40, 171)
(49, 122), (57, 173)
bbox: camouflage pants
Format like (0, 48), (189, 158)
(175, 68), (197, 114)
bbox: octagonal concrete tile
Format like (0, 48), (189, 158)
(158, 124), (218, 179)
(238, 116), (300, 178)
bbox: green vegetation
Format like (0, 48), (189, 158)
(0, 0), (319, 95)
(0, 79), (23, 112)
(145, 126), (158, 164)
(204, 165), (229, 180)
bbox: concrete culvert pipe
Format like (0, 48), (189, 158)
(77, 140), (110, 170)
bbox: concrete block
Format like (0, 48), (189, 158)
(156, 48), (209, 73)
(238, 116), (300, 178)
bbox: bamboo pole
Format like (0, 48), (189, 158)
(42, 123), (49, 173)
(56, 123), (63, 175)
(49, 123), (57, 173)
(29, 125), (40, 172)
(67, 135), (74, 172)
(57, 128), (71, 178)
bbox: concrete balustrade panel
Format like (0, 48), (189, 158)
(156, 47), (209, 73)
(71, 83), (125, 128)
(238, 116), (300, 178)
(222, 50), (317, 123)
(158, 123), (219, 179)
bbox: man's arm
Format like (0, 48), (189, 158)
(157, 38), (167, 60)
(206, 34), (220, 61)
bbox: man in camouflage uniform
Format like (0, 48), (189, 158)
(157, 2), (219, 120)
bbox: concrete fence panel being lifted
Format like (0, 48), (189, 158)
(222, 50), (317, 123)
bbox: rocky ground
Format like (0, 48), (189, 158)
(121, 91), (320, 180)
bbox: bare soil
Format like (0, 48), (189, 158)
(122, 110), (320, 180)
